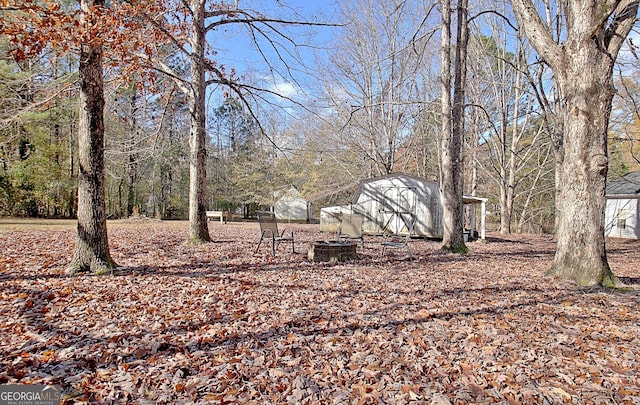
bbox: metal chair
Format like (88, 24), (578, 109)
(255, 211), (295, 255)
(381, 212), (415, 256)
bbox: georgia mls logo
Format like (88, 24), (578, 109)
(0, 384), (61, 405)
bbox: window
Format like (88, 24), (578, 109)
(617, 209), (628, 229)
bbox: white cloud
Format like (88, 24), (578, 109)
(270, 81), (298, 98)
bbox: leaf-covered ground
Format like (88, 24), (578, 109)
(1, 220), (639, 404)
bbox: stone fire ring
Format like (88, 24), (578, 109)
(308, 241), (358, 262)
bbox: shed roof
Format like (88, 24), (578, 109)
(606, 172), (640, 196)
(274, 185), (305, 200)
(462, 195), (488, 204)
(357, 172), (439, 186)
(350, 173), (439, 204)
(351, 172), (487, 204)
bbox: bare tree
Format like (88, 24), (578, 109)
(610, 37), (640, 175)
(142, 1), (333, 243)
(510, 0), (639, 287)
(440, 0), (469, 252)
(467, 26), (554, 234)
(320, 0), (436, 179)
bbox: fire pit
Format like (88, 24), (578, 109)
(308, 241), (358, 262)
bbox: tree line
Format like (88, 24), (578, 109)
(1, 0), (639, 286)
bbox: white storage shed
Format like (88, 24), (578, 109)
(273, 185), (311, 222)
(320, 173), (486, 239)
(352, 173), (444, 237)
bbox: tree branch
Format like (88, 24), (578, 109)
(147, 57), (191, 95)
(510, 0), (565, 70)
(204, 10), (339, 33)
(468, 10), (518, 32)
(604, 0), (639, 57)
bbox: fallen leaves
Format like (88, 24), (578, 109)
(0, 221), (639, 404)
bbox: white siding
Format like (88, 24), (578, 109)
(319, 205), (352, 233)
(274, 187), (308, 221)
(352, 175), (444, 237)
(319, 174), (487, 239)
(605, 197), (639, 239)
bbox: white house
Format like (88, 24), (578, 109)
(273, 185), (311, 222)
(320, 173), (486, 239)
(605, 172), (640, 239)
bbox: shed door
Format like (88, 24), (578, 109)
(379, 186), (416, 234)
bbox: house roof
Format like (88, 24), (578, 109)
(606, 172), (640, 196)
(273, 185), (306, 201)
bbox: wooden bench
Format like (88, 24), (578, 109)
(206, 210), (227, 224)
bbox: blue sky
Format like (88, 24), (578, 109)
(210, 0), (342, 104)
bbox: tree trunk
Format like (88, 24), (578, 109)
(503, 62), (523, 234)
(127, 83), (138, 217)
(67, 0), (116, 275)
(187, 0), (211, 243)
(498, 85), (510, 234)
(439, 0), (453, 245)
(549, 57), (616, 286)
(440, 0), (468, 252)
(510, 0), (638, 286)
